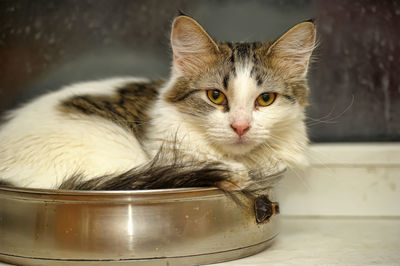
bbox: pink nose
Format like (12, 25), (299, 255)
(231, 123), (250, 137)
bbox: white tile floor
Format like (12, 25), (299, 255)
(215, 216), (400, 266)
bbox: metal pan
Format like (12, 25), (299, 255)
(0, 172), (282, 265)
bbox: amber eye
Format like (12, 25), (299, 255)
(256, 92), (277, 107)
(207, 89), (226, 105)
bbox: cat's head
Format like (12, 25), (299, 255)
(163, 15), (316, 167)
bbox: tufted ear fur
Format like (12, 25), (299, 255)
(170, 16), (219, 75)
(267, 21), (316, 78)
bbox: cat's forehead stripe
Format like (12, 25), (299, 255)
(221, 42), (264, 86)
(231, 66), (237, 77)
(220, 42), (263, 90)
(234, 43), (252, 60)
(228, 42), (260, 63)
(226, 42), (235, 64)
(223, 74), (229, 89)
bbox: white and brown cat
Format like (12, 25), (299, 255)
(0, 15), (316, 190)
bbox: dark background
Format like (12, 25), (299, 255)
(1, 0), (399, 142)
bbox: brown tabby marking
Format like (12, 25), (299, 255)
(58, 80), (163, 140)
(164, 77), (216, 116)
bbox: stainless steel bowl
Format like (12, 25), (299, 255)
(0, 172), (282, 266)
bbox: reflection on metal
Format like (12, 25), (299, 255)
(127, 204), (134, 236)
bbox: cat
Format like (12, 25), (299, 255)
(0, 15), (316, 191)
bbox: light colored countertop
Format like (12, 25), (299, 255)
(215, 216), (400, 266)
(1, 216), (399, 265)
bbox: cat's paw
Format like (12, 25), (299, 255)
(217, 162), (251, 191)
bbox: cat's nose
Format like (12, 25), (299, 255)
(231, 123), (250, 137)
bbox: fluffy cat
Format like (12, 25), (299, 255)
(0, 15), (316, 190)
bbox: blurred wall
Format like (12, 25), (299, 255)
(0, 0), (399, 142)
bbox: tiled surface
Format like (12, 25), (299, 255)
(215, 216), (400, 265)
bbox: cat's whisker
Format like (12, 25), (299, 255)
(265, 134), (292, 143)
(306, 95), (354, 126)
(304, 147), (336, 175)
(284, 165), (312, 191)
(264, 124), (298, 132)
(306, 101), (338, 124)
(262, 142), (278, 156)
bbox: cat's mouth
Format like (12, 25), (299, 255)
(233, 133), (253, 144)
(234, 138), (248, 145)
(221, 136), (256, 154)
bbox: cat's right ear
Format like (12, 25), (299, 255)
(171, 16), (219, 75)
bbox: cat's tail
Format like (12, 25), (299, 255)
(58, 145), (234, 191)
(58, 146), (263, 207)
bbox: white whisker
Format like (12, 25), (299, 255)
(306, 95), (354, 126)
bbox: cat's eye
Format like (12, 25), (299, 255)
(256, 92), (277, 107)
(207, 89), (226, 105)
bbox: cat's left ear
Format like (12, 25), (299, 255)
(266, 20), (316, 78)
(170, 16), (219, 75)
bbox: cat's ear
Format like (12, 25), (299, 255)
(266, 20), (316, 78)
(171, 16), (219, 75)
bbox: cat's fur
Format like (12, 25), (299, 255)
(0, 16), (316, 190)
